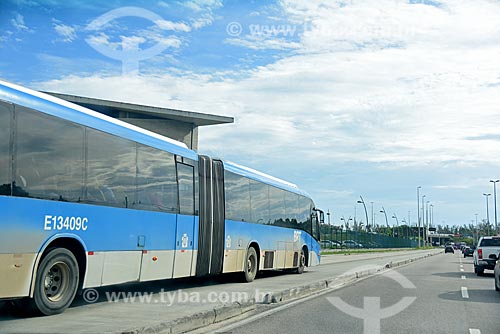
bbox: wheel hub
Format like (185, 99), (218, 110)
(43, 262), (69, 302)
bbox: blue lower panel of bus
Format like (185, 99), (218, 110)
(0, 196), (195, 254)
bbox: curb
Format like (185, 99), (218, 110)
(122, 250), (442, 334)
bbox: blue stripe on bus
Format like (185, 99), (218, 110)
(0, 196), (187, 254)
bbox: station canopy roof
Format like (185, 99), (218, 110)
(46, 92), (234, 127)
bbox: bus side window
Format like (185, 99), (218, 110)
(0, 102), (11, 195)
(86, 128), (135, 208)
(136, 145), (178, 213)
(177, 163), (194, 215)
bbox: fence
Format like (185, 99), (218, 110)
(320, 225), (419, 249)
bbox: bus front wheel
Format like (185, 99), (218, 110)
(243, 247), (258, 282)
(32, 248), (80, 315)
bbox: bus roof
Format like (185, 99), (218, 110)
(223, 160), (311, 198)
(0, 79), (197, 160)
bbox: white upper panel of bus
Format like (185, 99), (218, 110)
(223, 160), (311, 198)
(0, 79), (197, 160)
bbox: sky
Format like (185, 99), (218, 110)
(2, 0), (500, 229)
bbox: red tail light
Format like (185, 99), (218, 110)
(478, 248), (483, 259)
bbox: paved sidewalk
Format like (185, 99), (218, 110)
(0, 249), (442, 334)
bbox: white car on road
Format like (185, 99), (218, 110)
(473, 236), (500, 276)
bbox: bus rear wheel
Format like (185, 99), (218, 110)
(295, 249), (306, 274)
(243, 247), (258, 282)
(32, 248), (79, 315)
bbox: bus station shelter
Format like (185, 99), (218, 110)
(46, 92), (234, 151)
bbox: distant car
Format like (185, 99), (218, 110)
(463, 246), (474, 258)
(365, 241), (380, 249)
(342, 240), (363, 248)
(320, 240), (341, 249)
(445, 246), (454, 254)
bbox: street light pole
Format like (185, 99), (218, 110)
(426, 201), (429, 246)
(490, 180), (499, 234)
(402, 219), (407, 238)
(380, 207), (389, 236)
(417, 186), (421, 248)
(357, 196), (369, 232)
(422, 194), (426, 246)
(475, 213), (479, 243)
(370, 201), (374, 231)
(392, 213), (399, 238)
(484, 193), (491, 231)
(327, 209), (331, 242)
(408, 210), (411, 240)
(430, 204), (434, 228)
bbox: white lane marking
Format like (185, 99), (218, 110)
(461, 287), (469, 299)
(460, 265), (464, 268)
(461, 275), (466, 280)
(469, 329), (481, 334)
(460, 268), (464, 272)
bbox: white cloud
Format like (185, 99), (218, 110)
(11, 13), (29, 31)
(54, 23), (77, 42)
(178, 0), (223, 30)
(86, 32), (182, 54)
(180, 0), (223, 12)
(225, 37), (301, 50)
(191, 16), (215, 29)
(155, 19), (191, 32)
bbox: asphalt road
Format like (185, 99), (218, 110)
(211, 252), (500, 334)
(0, 249), (440, 334)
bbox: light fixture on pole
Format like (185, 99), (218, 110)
(340, 216), (353, 230)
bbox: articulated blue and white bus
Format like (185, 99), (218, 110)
(0, 80), (322, 315)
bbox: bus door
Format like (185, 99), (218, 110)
(196, 156), (225, 277)
(173, 160), (196, 278)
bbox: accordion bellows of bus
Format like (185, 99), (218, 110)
(0, 79), (322, 316)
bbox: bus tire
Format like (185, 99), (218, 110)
(243, 247), (258, 282)
(295, 248), (306, 274)
(32, 248), (80, 315)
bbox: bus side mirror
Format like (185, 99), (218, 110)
(319, 211), (325, 224)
